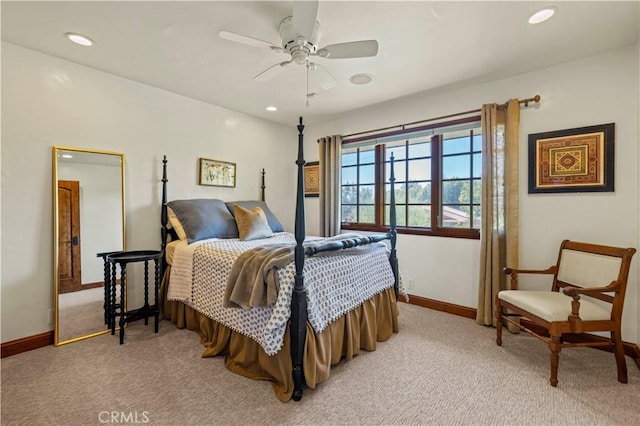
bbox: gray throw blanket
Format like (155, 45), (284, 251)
(223, 233), (371, 310)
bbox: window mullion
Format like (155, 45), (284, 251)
(355, 149), (360, 223)
(404, 141), (409, 227)
(431, 134), (441, 230)
(469, 129), (475, 226)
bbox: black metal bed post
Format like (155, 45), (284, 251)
(161, 155), (168, 276)
(388, 153), (399, 298)
(261, 168), (266, 202)
(291, 117), (308, 401)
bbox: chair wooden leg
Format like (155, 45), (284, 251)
(612, 329), (628, 384)
(495, 301), (503, 346)
(549, 336), (561, 387)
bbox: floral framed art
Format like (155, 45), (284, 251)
(528, 123), (614, 193)
(199, 157), (236, 187)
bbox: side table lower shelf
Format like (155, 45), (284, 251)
(106, 250), (162, 344)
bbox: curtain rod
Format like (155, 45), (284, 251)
(342, 95), (541, 139)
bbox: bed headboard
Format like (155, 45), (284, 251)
(159, 157), (268, 274)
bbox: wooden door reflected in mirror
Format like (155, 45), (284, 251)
(53, 147), (126, 346)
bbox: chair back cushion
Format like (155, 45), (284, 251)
(558, 249), (622, 289)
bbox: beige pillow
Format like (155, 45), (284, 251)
(233, 204), (273, 241)
(167, 207), (187, 241)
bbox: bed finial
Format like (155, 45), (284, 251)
(261, 168), (266, 202)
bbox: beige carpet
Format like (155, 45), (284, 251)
(2, 303), (639, 425)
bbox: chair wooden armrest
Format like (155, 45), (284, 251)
(562, 281), (620, 299)
(503, 266), (557, 275)
(559, 282), (618, 326)
(503, 266), (557, 290)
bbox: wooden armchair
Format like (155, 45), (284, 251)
(496, 240), (636, 387)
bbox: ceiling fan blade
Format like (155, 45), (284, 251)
(309, 63), (337, 91)
(292, 0), (318, 41)
(219, 30), (280, 51)
(254, 62), (288, 82)
(316, 40), (378, 59)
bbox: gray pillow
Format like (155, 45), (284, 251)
(225, 200), (285, 232)
(167, 199), (239, 243)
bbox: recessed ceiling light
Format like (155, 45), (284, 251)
(266, 106), (277, 112)
(528, 7), (557, 24)
(61, 154), (73, 159)
(65, 32), (95, 46)
(349, 73), (373, 85)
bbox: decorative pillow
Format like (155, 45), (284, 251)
(233, 204), (274, 241)
(166, 199), (239, 243)
(167, 207), (187, 241)
(225, 200), (285, 232)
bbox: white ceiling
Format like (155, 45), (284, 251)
(2, 1), (638, 127)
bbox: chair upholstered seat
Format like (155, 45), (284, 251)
(498, 290), (611, 322)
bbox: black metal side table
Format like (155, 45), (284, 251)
(106, 250), (162, 344)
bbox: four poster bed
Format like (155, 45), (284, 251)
(159, 118), (399, 402)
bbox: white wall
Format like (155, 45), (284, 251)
(306, 45), (640, 343)
(1, 42), (297, 343)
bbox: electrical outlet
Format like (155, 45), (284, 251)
(407, 279), (415, 290)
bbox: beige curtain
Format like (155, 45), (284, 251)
(318, 135), (342, 237)
(476, 100), (520, 326)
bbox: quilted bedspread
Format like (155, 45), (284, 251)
(167, 232), (395, 355)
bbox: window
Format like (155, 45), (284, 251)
(341, 117), (482, 239)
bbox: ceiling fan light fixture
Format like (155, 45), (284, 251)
(222, 1), (378, 90)
(65, 32), (94, 46)
(528, 7), (557, 24)
(349, 73), (374, 85)
(266, 106), (278, 112)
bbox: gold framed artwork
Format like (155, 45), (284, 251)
(528, 123), (614, 193)
(199, 158), (236, 187)
(304, 161), (320, 197)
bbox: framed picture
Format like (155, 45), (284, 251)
(528, 123), (614, 193)
(304, 161), (320, 197)
(199, 157), (236, 187)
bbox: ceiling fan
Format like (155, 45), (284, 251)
(219, 1), (378, 92)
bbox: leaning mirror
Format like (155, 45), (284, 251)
(53, 146), (125, 346)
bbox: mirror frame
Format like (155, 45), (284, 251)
(53, 146), (126, 346)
